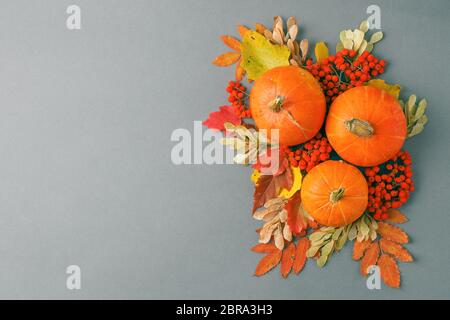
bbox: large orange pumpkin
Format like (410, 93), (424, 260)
(326, 86), (407, 167)
(250, 66), (326, 146)
(301, 160), (368, 227)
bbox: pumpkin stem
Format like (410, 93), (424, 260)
(345, 118), (374, 137)
(330, 188), (345, 203)
(268, 95), (284, 112)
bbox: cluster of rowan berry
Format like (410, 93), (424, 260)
(305, 49), (387, 103)
(364, 150), (414, 220)
(226, 80), (251, 118)
(286, 133), (333, 172)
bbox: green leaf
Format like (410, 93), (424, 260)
(240, 31), (290, 80)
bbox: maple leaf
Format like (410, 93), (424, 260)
(360, 241), (380, 276)
(384, 209), (408, 224)
(254, 249), (282, 276)
(285, 192), (309, 236)
(352, 239), (372, 261)
(377, 222), (409, 244)
(252, 168), (293, 213)
(280, 242), (296, 278)
(293, 238), (310, 274)
(377, 254), (401, 288)
(380, 239), (413, 263)
(202, 106), (241, 131)
(240, 31), (290, 80)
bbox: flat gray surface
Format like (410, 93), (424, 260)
(0, 0), (449, 299)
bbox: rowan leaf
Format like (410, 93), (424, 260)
(212, 52), (241, 67)
(221, 35), (241, 52)
(380, 239), (413, 262)
(377, 222), (409, 244)
(360, 241), (380, 276)
(235, 63), (245, 81)
(253, 167), (293, 213)
(237, 25), (250, 38)
(384, 209), (408, 224)
(314, 42), (329, 63)
(352, 239), (372, 260)
(367, 79), (401, 99)
(202, 106), (241, 131)
(280, 242), (296, 278)
(293, 238), (310, 274)
(377, 254), (401, 288)
(254, 249), (282, 276)
(240, 31), (290, 80)
(251, 243), (278, 254)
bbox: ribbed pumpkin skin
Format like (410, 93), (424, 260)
(250, 66), (326, 146)
(325, 86), (406, 167)
(301, 161), (368, 227)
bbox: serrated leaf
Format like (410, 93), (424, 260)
(353, 239), (372, 260)
(280, 242), (296, 278)
(240, 31), (290, 80)
(369, 31), (383, 44)
(377, 254), (400, 288)
(293, 238), (310, 274)
(360, 242), (380, 276)
(254, 249), (282, 276)
(385, 209), (408, 224)
(377, 222), (409, 244)
(380, 239), (413, 262)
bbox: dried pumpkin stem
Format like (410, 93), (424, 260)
(268, 95), (284, 112)
(330, 188), (345, 203)
(345, 118), (374, 137)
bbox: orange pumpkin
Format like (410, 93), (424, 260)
(250, 66), (326, 146)
(326, 86), (406, 167)
(301, 160), (368, 227)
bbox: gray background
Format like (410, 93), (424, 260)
(0, 0), (449, 299)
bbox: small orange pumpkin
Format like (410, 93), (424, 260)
(301, 160), (368, 227)
(250, 66), (326, 146)
(326, 86), (407, 167)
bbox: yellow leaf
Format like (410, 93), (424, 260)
(240, 31), (290, 80)
(251, 170), (261, 184)
(279, 167), (302, 199)
(367, 79), (401, 99)
(314, 42), (329, 63)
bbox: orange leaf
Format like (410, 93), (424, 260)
(212, 52), (241, 67)
(384, 209), (408, 224)
(380, 239), (413, 262)
(255, 23), (268, 34)
(285, 192), (308, 235)
(377, 222), (409, 244)
(353, 239), (372, 261)
(237, 25), (250, 38)
(377, 254), (401, 288)
(254, 249), (282, 276)
(235, 62), (245, 81)
(280, 242), (296, 278)
(293, 238), (310, 274)
(221, 35), (241, 52)
(360, 241), (380, 276)
(253, 167), (293, 213)
(251, 243), (278, 254)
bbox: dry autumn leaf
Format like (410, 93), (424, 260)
(352, 239), (372, 260)
(221, 35), (241, 51)
(377, 222), (409, 244)
(384, 209), (408, 224)
(380, 239), (413, 262)
(377, 254), (401, 288)
(293, 238), (310, 274)
(314, 42), (329, 63)
(237, 25), (250, 37)
(212, 52), (241, 67)
(254, 249), (282, 276)
(285, 191), (309, 236)
(280, 242), (296, 278)
(253, 168), (293, 213)
(251, 243), (279, 254)
(360, 241), (380, 276)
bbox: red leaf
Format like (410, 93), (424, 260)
(251, 243), (278, 254)
(360, 241), (380, 276)
(378, 254), (401, 288)
(252, 146), (289, 176)
(285, 192), (308, 236)
(352, 239), (372, 261)
(252, 168), (293, 213)
(293, 238), (310, 274)
(202, 106), (241, 131)
(280, 242), (296, 278)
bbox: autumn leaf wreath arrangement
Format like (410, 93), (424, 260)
(203, 16), (428, 288)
